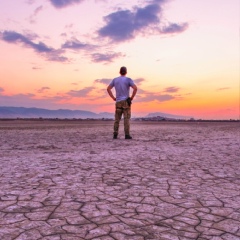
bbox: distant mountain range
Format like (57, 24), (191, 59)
(0, 106), (114, 119)
(145, 112), (192, 120)
(0, 106), (192, 119)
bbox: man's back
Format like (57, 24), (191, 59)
(110, 76), (134, 102)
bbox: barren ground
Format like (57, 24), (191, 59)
(0, 120), (239, 240)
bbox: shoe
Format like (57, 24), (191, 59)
(125, 135), (132, 139)
(113, 133), (118, 139)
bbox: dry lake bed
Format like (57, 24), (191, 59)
(0, 120), (239, 240)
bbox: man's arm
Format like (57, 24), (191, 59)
(130, 85), (137, 100)
(107, 85), (116, 101)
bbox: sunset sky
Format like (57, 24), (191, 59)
(0, 0), (239, 119)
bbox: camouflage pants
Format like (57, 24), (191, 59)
(114, 100), (131, 135)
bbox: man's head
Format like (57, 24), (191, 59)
(120, 66), (127, 75)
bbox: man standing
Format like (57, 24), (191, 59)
(107, 66), (137, 139)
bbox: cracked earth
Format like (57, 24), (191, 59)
(0, 120), (239, 240)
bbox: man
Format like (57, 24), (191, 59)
(107, 66), (137, 139)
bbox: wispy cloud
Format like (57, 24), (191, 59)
(29, 6), (44, 24)
(0, 87), (4, 93)
(160, 22), (189, 34)
(26, 0), (36, 5)
(67, 87), (95, 97)
(32, 66), (42, 70)
(61, 38), (94, 51)
(49, 0), (84, 8)
(94, 78), (112, 85)
(0, 30), (122, 64)
(1, 31), (52, 52)
(97, 0), (188, 42)
(91, 52), (124, 63)
(217, 87), (230, 91)
(164, 86), (180, 93)
(37, 87), (50, 93)
(0, 30), (69, 62)
(135, 84), (183, 103)
(134, 78), (146, 85)
(46, 50), (69, 62)
(137, 92), (175, 102)
(34, 5), (44, 15)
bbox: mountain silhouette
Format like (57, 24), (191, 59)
(0, 106), (191, 119)
(0, 106), (113, 119)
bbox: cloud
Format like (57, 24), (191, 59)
(134, 4), (161, 29)
(136, 93), (175, 102)
(32, 66), (42, 70)
(29, 6), (44, 24)
(146, 94), (175, 102)
(98, 10), (135, 42)
(62, 39), (93, 51)
(134, 78), (145, 85)
(46, 51), (69, 62)
(217, 87), (230, 91)
(0, 87), (4, 93)
(135, 88), (147, 95)
(1, 31), (53, 52)
(134, 84), (183, 103)
(97, 0), (188, 42)
(34, 6), (44, 16)
(49, 0), (84, 8)
(61, 37), (123, 63)
(160, 22), (189, 34)
(26, 0), (36, 4)
(91, 52), (124, 63)
(0, 31), (103, 63)
(0, 31), (69, 62)
(94, 78), (112, 85)
(98, 5), (160, 42)
(67, 87), (95, 97)
(164, 87), (180, 93)
(37, 87), (50, 93)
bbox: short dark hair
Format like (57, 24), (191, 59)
(120, 66), (127, 75)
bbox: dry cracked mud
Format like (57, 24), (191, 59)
(0, 120), (239, 240)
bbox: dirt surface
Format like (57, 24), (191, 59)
(0, 120), (239, 240)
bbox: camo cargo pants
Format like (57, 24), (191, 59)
(114, 100), (131, 136)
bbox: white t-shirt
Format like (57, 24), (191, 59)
(109, 76), (135, 102)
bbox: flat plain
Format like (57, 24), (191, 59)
(0, 120), (239, 240)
